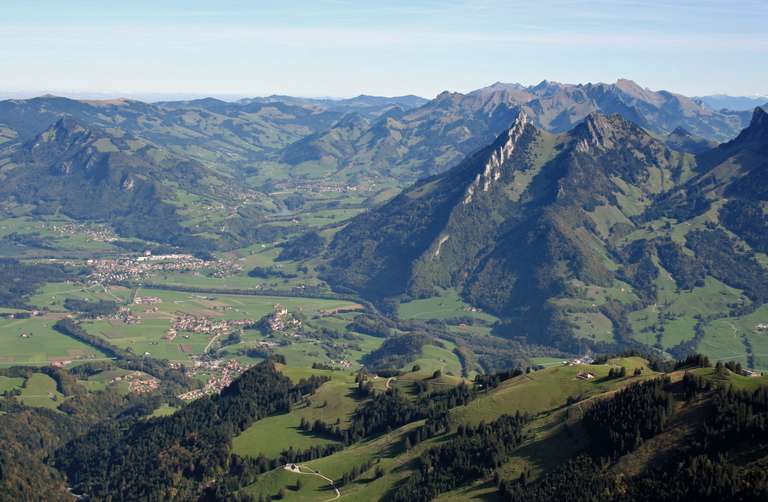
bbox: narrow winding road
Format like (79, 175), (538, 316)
(284, 464), (340, 501)
(203, 333), (222, 353)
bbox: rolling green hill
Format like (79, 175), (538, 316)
(0, 117), (233, 249)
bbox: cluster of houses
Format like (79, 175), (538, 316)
(109, 371), (160, 394)
(86, 254), (208, 283)
(328, 359), (353, 369)
(565, 356), (595, 366)
(164, 314), (254, 341)
(133, 296), (162, 305)
(110, 306), (142, 325)
(265, 304), (302, 333)
(177, 359), (249, 401)
(46, 222), (117, 242)
(85, 253), (240, 284)
(272, 180), (371, 195)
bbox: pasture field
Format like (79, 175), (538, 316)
(690, 367), (768, 391)
(68, 287), (362, 362)
(409, 341), (464, 377)
(239, 466), (329, 502)
(698, 304), (768, 369)
(565, 311), (614, 344)
(531, 356), (568, 367)
(240, 419), (423, 502)
(0, 215), (119, 255)
(133, 287), (355, 320)
(29, 283), (132, 311)
(150, 405), (178, 417)
(233, 413), (341, 459)
(452, 357), (655, 426)
(234, 367), (359, 458)
(0, 315), (107, 366)
(629, 276), (746, 350)
(19, 373), (63, 409)
(399, 289), (498, 323)
(0, 375), (24, 392)
(84, 318), (207, 361)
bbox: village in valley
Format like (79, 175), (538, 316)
(86, 252), (242, 284)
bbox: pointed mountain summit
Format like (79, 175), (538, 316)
(324, 112), (688, 349)
(736, 106), (768, 146)
(22, 117), (98, 170)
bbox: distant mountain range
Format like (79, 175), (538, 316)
(0, 80), (762, 253)
(324, 106), (768, 355)
(278, 79), (754, 181)
(696, 94), (768, 111)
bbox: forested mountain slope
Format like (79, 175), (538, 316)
(325, 108), (768, 363)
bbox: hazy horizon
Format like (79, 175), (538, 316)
(1, 78), (767, 104)
(2, 1), (766, 99)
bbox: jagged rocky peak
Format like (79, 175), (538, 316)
(573, 112), (635, 153)
(728, 106), (768, 147)
(37, 116), (92, 145)
(23, 116), (98, 163)
(750, 106), (768, 129)
(463, 111), (530, 204)
(670, 126), (692, 137)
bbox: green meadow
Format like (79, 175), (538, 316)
(0, 316), (107, 366)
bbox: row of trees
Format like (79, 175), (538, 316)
(391, 412), (530, 501)
(582, 377), (673, 457)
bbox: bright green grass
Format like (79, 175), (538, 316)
(234, 368), (359, 458)
(409, 342), (463, 377)
(20, 373), (63, 409)
(565, 311), (614, 344)
(233, 412), (341, 459)
(29, 283), (131, 311)
(0, 316), (107, 366)
(135, 287), (355, 320)
(0, 375), (24, 392)
(691, 367), (768, 391)
(77, 379), (107, 392)
(0, 307), (30, 314)
(399, 290), (498, 323)
(699, 320), (750, 367)
(233, 365), (360, 457)
(390, 370), (466, 397)
(340, 333), (386, 366)
(82, 318), (203, 362)
(698, 304), (768, 369)
(629, 276), (746, 350)
(452, 360), (656, 426)
(253, 359), (656, 501)
(531, 357), (568, 367)
(150, 405), (178, 417)
(75, 288), (359, 362)
(239, 466), (330, 501)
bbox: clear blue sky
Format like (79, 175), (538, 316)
(1, 0), (766, 100)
